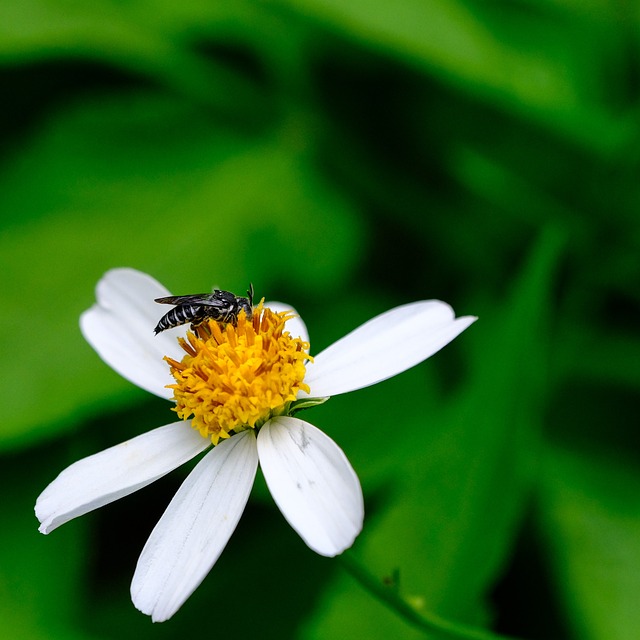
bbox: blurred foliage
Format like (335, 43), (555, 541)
(1, 0), (639, 638)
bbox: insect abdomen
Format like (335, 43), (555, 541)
(154, 304), (207, 334)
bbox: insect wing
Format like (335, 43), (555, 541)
(154, 294), (218, 306)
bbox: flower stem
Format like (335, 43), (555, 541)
(338, 553), (519, 640)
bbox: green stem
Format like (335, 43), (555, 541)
(338, 554), (520, 640)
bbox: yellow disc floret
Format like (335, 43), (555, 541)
(164, 303), (310, 445)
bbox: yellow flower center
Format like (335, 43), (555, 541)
(164, 303), (311, 445)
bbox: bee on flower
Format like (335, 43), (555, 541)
(35, 268), (476, 622)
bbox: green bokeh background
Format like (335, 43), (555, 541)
(2, 1), (639, 638)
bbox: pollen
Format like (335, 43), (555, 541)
(164, 303), (311, 445)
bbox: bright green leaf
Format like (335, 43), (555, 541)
(538, 445), (640, 640)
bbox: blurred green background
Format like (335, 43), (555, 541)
(2, 1), (639, 638)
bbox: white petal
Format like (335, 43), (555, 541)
(80, 268), (187, 399)
(303, 301), (477, 397)
(264, 300), (310, 344)
(131, 430), (258, 623)
(257, 417), (363, 557)
(35, 422), (209, 534)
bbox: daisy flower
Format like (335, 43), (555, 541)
(35, 268), (476, 622)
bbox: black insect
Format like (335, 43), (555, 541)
(153, 285), (254, 334)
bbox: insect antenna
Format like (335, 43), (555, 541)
(247, 283), (254, 307)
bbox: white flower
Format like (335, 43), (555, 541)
(35, 268), (476, 622)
